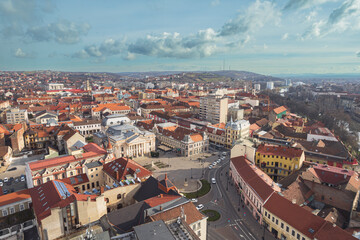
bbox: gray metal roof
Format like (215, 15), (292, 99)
(134, 221), (175, 240)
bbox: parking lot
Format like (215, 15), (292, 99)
(0, 154), (43, 194)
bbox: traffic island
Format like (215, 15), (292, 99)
(202, 209), (221, 222)
(183, 179), (210, 198)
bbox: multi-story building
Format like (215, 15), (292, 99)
(30, 180), (106, 240)
(91, 104), (131, 119)
(225, 119), (250, 148)
(94, 124), (156, 158)
(255, 144), (305, 182)
(199, 95), (228, 124)
(47, 83), (64, 90)
(153, 122), (209, 157)
(230, 155), (280, 223)
(266, 81), (274, 90)
(25, 143), (114, 188)
(72, 119), (101, 137)
(6, 108), (28, 124)
(263, 192), (356, 240)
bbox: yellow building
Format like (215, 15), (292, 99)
(262, 192), (356, 240)
(255, 144), (305, 182)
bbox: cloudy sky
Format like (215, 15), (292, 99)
(1, 0), (360, 74)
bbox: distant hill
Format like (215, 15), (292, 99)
(116, 70), (283, 82)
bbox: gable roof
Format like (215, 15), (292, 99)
(273, 106), (287, 114)
(102, 157), (152, 182)
(0, 189), (30, 207)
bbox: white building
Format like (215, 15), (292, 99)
(94, 124), (156, 158)
(254, 84), (261, 91)
(47, 83), (64, 90)
(72, 119), (101, 137)
(266, 82), (274, 90)
(199, 95), (228, 124)
(6, 108), (28, 124)
(101, 114), (131, 131)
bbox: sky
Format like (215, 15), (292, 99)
(1, 0), (360, 75)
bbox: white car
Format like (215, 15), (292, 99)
(217, 159), (221, 164)
(196, 204), (204, 210)
(211, 178), (216, 184)
(3, 177), (8, 183)
(191, 198), (198, 203)
(0, 181), (3, 187)
(213, 162), (217, 166)
(208, 164), (213, 169)
(222, 152), (227, 156)
(20, 176), (25, 182)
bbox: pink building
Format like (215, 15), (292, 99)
(230, 156), (281, 223)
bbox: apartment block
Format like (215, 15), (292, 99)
(6, 108), (28, 124)
(199, 95), (228, 124)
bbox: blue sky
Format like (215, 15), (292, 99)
(1, 0), (360, 74)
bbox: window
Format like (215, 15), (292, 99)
(2, 209), (8, 216)
(265, 211), (268, 217)
(82, 185), (85, 191)
(272, 217), (274, 222)
(92, 182), (95, 188)
(292, 230), (295, 236)
(197, 231), (201, 237)
(276, 219), (278, 225)
(117, 194), (122, 199)
(9, 207), (15, 214)
(198, 222), (200, 228)
(281, 223), (284, 229)
(87, 183), (90, 189)
(297, 233), (300, 239)
(20, 204), (25, 211)
(286, 226), (289, 232)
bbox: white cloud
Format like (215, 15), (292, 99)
(0, 0), (55, 37)
(27, 20), (90, 44)
(14, 48), (34, 58)
(73, 0), (281, 62)
(283, 0), (336, 11)
(72, 38), (126, 59)
(219, 0), (281, 37)
(302, 0), (360, 39)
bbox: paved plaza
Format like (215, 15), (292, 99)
(135, 150), (223, 192)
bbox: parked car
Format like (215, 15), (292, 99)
(15, 178), (19, 183)
(0, 181), (3, 187)
(3, 189), (8, 194)
(191, 198), (198, 203)
(208, 165), (213, 170)
(4, 177), (8, 183)
(196, 204), (204, 210)
(20, 176), (25, 182)
(211, 178), (216, 184)
(213, 162), (217, 166)
(222, 152), (227, 156)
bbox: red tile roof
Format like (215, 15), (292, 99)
(30, 180), (97, 224)
(150, 202), (205, 225)
(257, 144), (304, 159)
(309, 164), (355, 185)
(314, 221), (356, 240)
(0, 189), (31, 207)
(144, 194), (181, 208)
(264, 193), (325, 239)
(28, 143), (106, 171)
(231, 156), (277, 201)
(273, 106), (287, 114)
(103, 157), (152, 182)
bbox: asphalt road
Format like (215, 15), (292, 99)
(198, 154), (276, 240)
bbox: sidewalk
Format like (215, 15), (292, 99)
(219, 166), (276, 240)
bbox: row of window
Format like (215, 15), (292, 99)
(2, 204), (25, 216)
(264, 211), (306, 240)
(258, 153), (297, 161)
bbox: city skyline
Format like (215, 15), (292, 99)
(1, 0), (360, 75)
